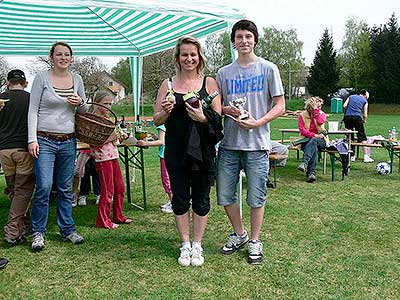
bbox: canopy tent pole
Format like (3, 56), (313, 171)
(129, 56), (143, 122)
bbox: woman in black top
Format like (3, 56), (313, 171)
(153, 36), (222, 267)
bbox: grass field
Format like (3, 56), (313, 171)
(0, 113), (399, 300)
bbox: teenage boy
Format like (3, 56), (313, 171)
(0, 69), (35, 246)
(216, 20), (285, 264)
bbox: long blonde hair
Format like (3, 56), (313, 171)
(173, 35), (206, 75)
(304, 96), (323, 114)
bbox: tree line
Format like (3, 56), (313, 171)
(1, 13), (397, 104)
(109, 12), (398, 104)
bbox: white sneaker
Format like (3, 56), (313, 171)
(350, 156), (356, 162)
(78, 195), (87, 206)
(178, 245), (191, 266)
(363, 155), (374, 163)
(160, 202), (173, 213)
(191, 245), (205, 266)
(31, 232), (45, 252)
(160, 201), (171, 209)
(72, 193), (78, 208)
(95, 195), (100, 205)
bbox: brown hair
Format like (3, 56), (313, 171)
(89, 90), (114, 113)
(173, 35), (206, 75)
(231, 19), (259, 46)
(49, 41), (73, 58)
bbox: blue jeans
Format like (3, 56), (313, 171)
(301, 137), (326, 175)
(216, 148), (269, 208)
(31, 136), (77, 238)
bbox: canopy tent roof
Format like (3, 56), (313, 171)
(0, 0), (244, 118)
(0, 0), (244, 57)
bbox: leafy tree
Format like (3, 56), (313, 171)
(111, 58), (132, 94)
(370, 13), (400, 103)
(307, 28), (339, 100)
(338, 17), (374, 90)
(0, 56), (10, 92)
(71, 57), (108, 99)
(256, 26), (305, 98)
(142, 49), (175, 102)
(204, 31), (232, 77)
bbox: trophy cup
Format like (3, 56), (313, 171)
(229, 97), (248, 120)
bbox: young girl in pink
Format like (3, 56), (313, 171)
(90, 91), (132, 229)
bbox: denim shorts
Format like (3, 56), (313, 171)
(216, 147), (269, 208)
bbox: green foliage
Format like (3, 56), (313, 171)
(142, 49), (175, 102)
(256, 26), (306, 97)
(307, 29), (339, 100)
(370, 13), (400, 103)
(111, 58), (132, 94)
(338, 17), (374, 90)
(204, 32), (232, 77)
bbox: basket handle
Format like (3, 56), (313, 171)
(85, 102), (118, 126)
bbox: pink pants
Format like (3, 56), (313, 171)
(95, 159), (127, 228)
(160, 158), (172, 196)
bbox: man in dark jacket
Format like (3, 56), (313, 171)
(0, 69), (35, 246)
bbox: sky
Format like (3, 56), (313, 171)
(4, 0), (400, 90)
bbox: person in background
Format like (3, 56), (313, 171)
(216, 20), (285, 265)
(28, 42), (87, 251)
(90, 90), (133, 229)
(267, 141), (289, 188)
(153, 35), (222, 267)
(343, 89), (373, 163)
(72, 150), (101, 207)
(297, 97), (327, 183)
(0, 69), (35, 246)
(136, 125), (173, 213)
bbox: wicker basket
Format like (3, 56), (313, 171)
(75, 102), (118, 147)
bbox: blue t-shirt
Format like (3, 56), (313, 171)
(157, 125), (166, 158)
(345, 94), (367, 117)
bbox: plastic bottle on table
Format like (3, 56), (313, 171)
(388, 129), (393, 142)
(392, 127), (398, 142)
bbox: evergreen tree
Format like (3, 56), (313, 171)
(306, 29), (339, 100)
(370, 13), (400, 103)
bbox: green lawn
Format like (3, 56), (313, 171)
(0, 114), (399, 300)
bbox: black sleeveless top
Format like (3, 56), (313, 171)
(164, 76), (222, 173)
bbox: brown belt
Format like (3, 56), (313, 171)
(37, 131), (75, 141)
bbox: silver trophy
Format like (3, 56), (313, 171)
(229, 97), (248, 120)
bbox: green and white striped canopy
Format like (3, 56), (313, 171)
(0, 0), (244, 117)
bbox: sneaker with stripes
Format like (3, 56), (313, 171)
(221, 231), (249, 255)
(248, 240), (263, 265)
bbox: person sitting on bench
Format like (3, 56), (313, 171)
(297, 97), (328, 183)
